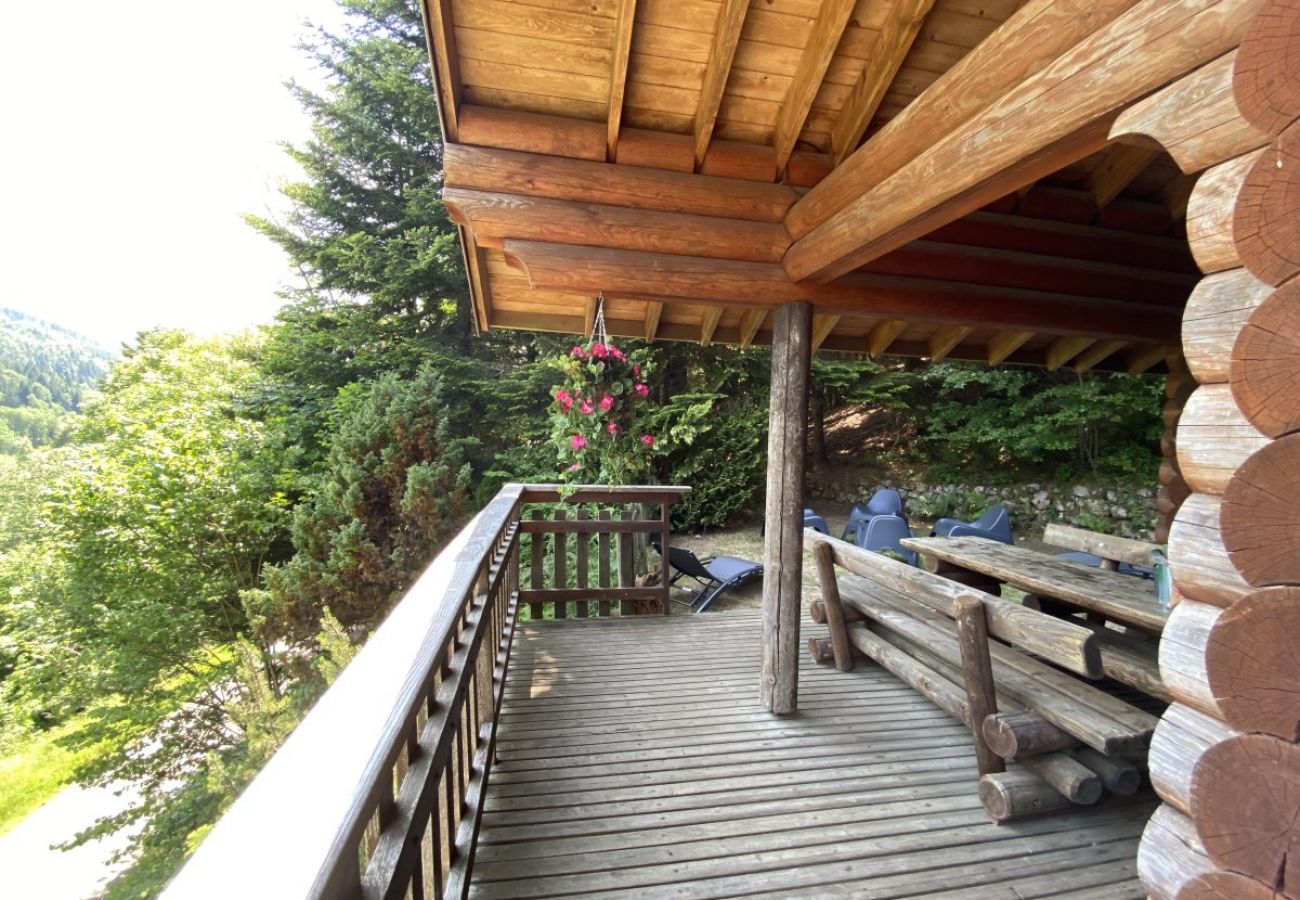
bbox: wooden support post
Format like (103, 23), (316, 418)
(529, 508), (544, 619)
(954, 595), (1004, 777)
(553, 508), (567, 618)
(812, 542), (853, 671)
(761, 301), (811, 714)
(598, 509), (612, 617)
(575, 508), (589, 618)
(659, 502), (672, 615)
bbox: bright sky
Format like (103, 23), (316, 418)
(0, 0), (349, 350)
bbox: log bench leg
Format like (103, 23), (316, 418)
(955, 596), (1005, 777)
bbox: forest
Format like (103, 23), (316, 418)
(0, 0), (1163, 895)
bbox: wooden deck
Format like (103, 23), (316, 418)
(471, 612), (1152, 899)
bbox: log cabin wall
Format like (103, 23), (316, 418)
(1117, 3), (1300, 896)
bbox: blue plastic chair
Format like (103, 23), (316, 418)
(803, 510), (829, 534)
(931, 504), (1013, 544)
(842, 489), (905, 542)
(854, 513), (917, 566)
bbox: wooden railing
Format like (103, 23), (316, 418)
(164, 483), (686, 900)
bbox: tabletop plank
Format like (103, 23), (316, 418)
(901, 536), (1167, 634)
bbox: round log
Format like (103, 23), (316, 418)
(1183, 268), (1274, 384)
(1187, 150), (1263, 274)
(1231, 278), (1300, 438)
(1138, 804), (1217, 900)
(1161, 429), (1177, 459)
(978, 769), (1073, 823)
(1175, 384), (1269, 494)
(1234, 0), (1300, 138)
(1185, 871), (1284, 899)
(1191, 733), (1300, 889)
(1070, 746), (1142, 797)
(1020, 751), (1101, 805)
(1205, 587), (1300, 739)
(1158, 458), (1181, 486)
(1159, 599), (1226, 719)
(807, 635), (835, 665)
(1149, 703), (1241, 816)
(1169, 493), (1253, 607)
(982, 710), (1075, 759)
(1158, 477), (1192, 514)
(1234, 122), (1300, 286)
(1155, 519), (1172, 545)
(1221, 433), (1300, 585)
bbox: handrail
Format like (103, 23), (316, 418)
(165, 484), (525, 898)
(164, 482), (687, 899)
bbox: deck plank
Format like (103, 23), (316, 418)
(472, 611), (1151, 898)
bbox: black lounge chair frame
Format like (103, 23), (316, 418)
(653, 539), (763, 613)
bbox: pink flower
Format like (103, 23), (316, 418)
(567, 462), (583, 473)
(640, 434), (655, 446)
(609, 346), (626, 361)
(570, 345), (586, 358)
(634, 383), (650, 398)
(632, 365), (641, 377)
(570, 434), (587, 450)
(607, 421), (621, 435)
(580, 399), (594, 415)
(590, 342), (607, 358)
(599, 395), (614, 412)
(559, 397), (573, 412)
(554, 388), (573, 412)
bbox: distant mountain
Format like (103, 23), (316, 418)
(0, 308), (113, 451)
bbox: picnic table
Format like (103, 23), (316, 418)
(900, 536), (1170, 701)
(900, 536), (1168, 635)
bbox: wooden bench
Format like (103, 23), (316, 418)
(805, 530), (1160, 823)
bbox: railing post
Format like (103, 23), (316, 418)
(659, 500), (672, 615)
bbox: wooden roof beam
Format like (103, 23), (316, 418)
(786, 0), (1147, 241)
(830, 0), (937, 166)
(811, 314), (841, 352)
(501, 240), (1182, 344)
(644, 302), (663, 342)
(1127, 344), (1170, 374)
(784, 0), (1260, 283)
(1073, 339), (1128, 373)
(987, 330), (1034, 365)
(583, 297), (598, 339)
(738, 309), (767, 348)
(928, 325), (974, 362)
(867, 321), (908, 358)
(692, 0), (749, 171)
(606, 0), (637, 162)
(772, 0), (858, 177)
(699, 307), (723, 346)
(421, 0), (462, 141)
(1045, 336), (1096, 371)
(1085, 144), (1159, 208)
(444, 144), (798, 223)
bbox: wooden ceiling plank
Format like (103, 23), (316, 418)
(606, 0), (638, 161)
(645, 301), (663, 342)
(693, 0), (750, 170)
(1044, 335), (1096, 371)
(422, 0), (463, 141)
(1072, 338), (1128, 373)
(700, 306), (724, 346)
(868, 320), (908, 358)
(501, 239), (1182, 344)
(811, 313), (842, 351)
(772, 0), (858, 176)
(1085, 144), (1159, 208)
(444, 143), (799, 223)
(928, 324), (974, 362)
(829, 0), (938, 166)
(784, 0), (1256, 283)
(1126, 344), (1169, 374)
(738, 308), (767, 347)
(986, 329), (1034, 365)
(787, 0), (1147, 241)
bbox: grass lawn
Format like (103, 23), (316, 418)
(0, 716), (105, 836)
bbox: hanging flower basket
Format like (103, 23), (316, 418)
(550, 305), (657, 485)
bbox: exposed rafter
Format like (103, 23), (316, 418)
(1073, 339), (1128, 373)
(811, 314), (841, 352)
(1086, 144), (1159, 208)
(1126, 344), (1169, 374)
(1045, 336), (1096, 371)
(583, 297), (597, 338)
(772, 0), (858, 176)
(606, 0), (638, 161)
(700, 306), (724, 346)
(867, 321), (908, 358)
(928, 325), (974, 362)
(421, 0), (462, 141)
(644, 302), (663, 342)
(738, 309), (767, 347)
(987, 330), (1034, 365)
(830, 0), (937, 165)
(693, 0), (749, 170)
